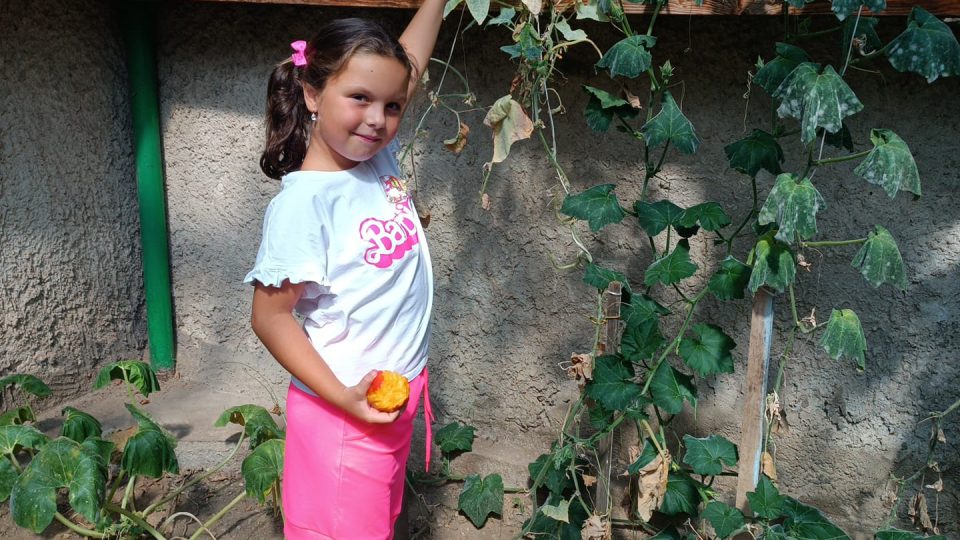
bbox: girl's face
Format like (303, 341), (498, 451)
(303, 53), (410, 171)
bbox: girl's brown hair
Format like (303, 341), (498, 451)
(259, 19), (413, 180)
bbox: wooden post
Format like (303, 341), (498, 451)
(594, 282), (622, 515)
(735, 288), (774, 513)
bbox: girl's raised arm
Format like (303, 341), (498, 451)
(399, 0), (445, 100)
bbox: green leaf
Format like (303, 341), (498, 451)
(596, 35), (656, 79)
(635, 199), (685, 236)
(0, 374), (51, 397)
(830, 0), (884, 21)
(758, 174), (827, 244)
(621, 295), (670, 327)
(10, 437), (107, 533)
(484, 95), (534, 163)
(524, 493), (589, 540)
(660, 471), (701, 515)
(754, 43), (811, 95)
(0, 406), (35, 426)
(642, 91), (700, 154)
(486, 6), (515, 26)
(708, 257), (752, 301)
(649, 362), (697, 415)
(682, 434), (738, 476)
(586, 355), (644, 411)
(554, 18), (587, 42)
(747, 475), (785, 519)
(645, 240), (698, 286)
(621, 318), (665, 362)
(435, 422), (476, 454)
(773, 63), (863, 144)
(93, 360), (161, 398)
(60, 407), (102, 443)
(627, 433), (666, 474)
(443, 0), (463, 19)
(703, 501), (746, 539)
(215, 404), (283, 449)
(561, 184), (627, 232)
(854, 129), (921, 197)
(576, 0), (609, 21)
(875, 529), (947, 540)
(679, 324), (736, 377)
(529, 452), (572, 496)
(887, 7), (960, 83)
(583, 263), (627, 291)
(0, 458), (17, 502)
(584, 85), (639, 132)
(820, 309), (867, 370)
(241, 438), (284, 503)
(465, 0), (490, 24)
(852, 225), (907, 290)
(458, 473), (504, 528)
(782, 497), (851, 540)
(0, 424), (48, 454)
(724, 129), (784, 177)
(748, 234), (796, 293)
(540, 499), (570, 523)
(121, 404), (179, 478)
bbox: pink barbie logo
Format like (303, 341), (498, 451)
(358, 176), (419, 268)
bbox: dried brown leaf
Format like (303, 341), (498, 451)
(566, 353), (594, 390)
(481, 192), (491, 211)
(797, 253), (812, 272)
(925, 478), (944, 492)
(581, 514), (609, 540)
(937, 428), (946, 443)
(581, 474), (597, 487)
(911, 493), (938, 534)
(443, 122), (470, 155)
(801, 307), (817, 328)
(624, 88), (642, 110)
(635, 450), (671, 522)
(761, 451), (778, 483)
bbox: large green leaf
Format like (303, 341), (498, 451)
(584, 85), (639, 132)
(645, 240), (698, 286)
(709, 257), (752, 301)
(0, 406), (35, 426)
(586, 355), (643, 411)
(0, 374), (51, 397)
(852, 225), (907, 290)
(596, 35), (656, 79)
(747, 475), (786, 519)
(215, 404), (283, 449)
(642, 92), (700, 154)
(10, 437), (107, 533)
(679, 324), (736, 377)
(583, 263), (628, 291)
(830, 0), (884, 21)
(561, 184), (627, 232)
(60, 407), (102, 443)
(0, 458), (17, 502)
(748, 234), (796, 293)
(854, 129), (921, 197)
(821, 309), (867, 370)
(774, 63), (863, 144)
(621, 318), (665, 362)
(682, 434), (738, 476)
(758, 174), (827, 244)
(649, 362), (697, 415)
(458, 473), (504, 528)
(679, 202), (731, 232)
(660, 471), (701, 515)
(0, 424), (48, 455)
(724, 130), (784, 177)
(241, 438), (284, 503)
(755, 43), (811, 95)
(635, 199), (686, 236)
(121, 404), (178, 478)
(782, 497), (851, 540)
(875, 529), (947, 540)
(93, 360), (161, 397)
(435, 422), (476, 454)
(621, 295), (670, 327)
(465, 0), (490, 24)
(703, 501), (746, 539)
(529, 452), (573, 496)
(886, 7), (960, 82)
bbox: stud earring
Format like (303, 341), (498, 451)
(310, 112), (317, 122)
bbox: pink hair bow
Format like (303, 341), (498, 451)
(290, 40), (308, 67)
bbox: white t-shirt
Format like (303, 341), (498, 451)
(244, 142), (433, 392)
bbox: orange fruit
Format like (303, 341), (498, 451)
(366, 370), (410, 413)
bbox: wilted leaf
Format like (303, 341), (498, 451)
(886, 7), (960, 82)
(635, 199), (685, 236)
(61, 407), (102, 443)
(762, 451), (779, 483)
(443, 122), (470, 154)
(484, 95), (533, 164)
(709, 257), (752, 301)
(703, 501), (746, 539)
(725, 129), (784, 177)
(644, 240), (698, 286)
(649, 362), (697, 415)
(854, 129), (921, 197)
(821, 308), (867, 369)
(566, 353), (594, 389)
(241, 438), (284, 503)
(0, 375), (51, 398)
(586, 355), (643, 411)
(830, 0), (885, 21)
(561, 184), (627, 232)
(642, 91), (700, 154)
(754, 43), (811, 96)
(435, 422), (476, 454)
(120, 404), (178, 478)
(459, 473), (504, 527)
(773, 63), (863, 144)
(682, 434), (738, 476)
(215, 404), (283, 449)
(554, 18), (586, 42)
(842, 16), (882, 60)
(748, 234), (796, 293)
(581, 513), (609, 539)
(596, 35), (656, 79)
(635, 449), (671, 522)
(93, 360), (161, 398)
(852, 225), (907, 290)
(758, 174), (827, 244)
(679, 324), (736, 377)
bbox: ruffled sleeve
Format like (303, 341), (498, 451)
(243, 185), (331, 298)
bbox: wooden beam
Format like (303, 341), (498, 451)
(195, 0), (960, 16)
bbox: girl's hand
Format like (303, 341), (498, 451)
(339, 370), (403, 424)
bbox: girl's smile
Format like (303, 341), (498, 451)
(301, 53), (410, 172)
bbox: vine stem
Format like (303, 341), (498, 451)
(104, 502), (166, 540)
(813, 149), (871, 166)
(53, 512), (107, 539)
(121, 476), (137, 511)
(640, 419), (667, 459)
(187, 492), (247, 540)
(801, 238), (867, 248)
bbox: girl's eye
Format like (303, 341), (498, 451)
(351, 94), (368, 102)
(387, 102), (402, 112)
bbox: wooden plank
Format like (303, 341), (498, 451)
(734, 288), (774, 514)
(195, 0), (960, 16)
(593, 281), (623, 516)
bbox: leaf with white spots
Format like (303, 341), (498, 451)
(748, 234), (796, 293)
(754, 43), (811, 96)
(854, 129), (921, 197)
(886, 7), (960, 83)
(851, 225), (907, 290)
(758, 174), (827, 244)
(830, 0), (885, 21)
(773, 63), (863, 144)
(821, 309), (867, 370)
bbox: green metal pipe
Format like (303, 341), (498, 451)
(120, 0), (175, 371)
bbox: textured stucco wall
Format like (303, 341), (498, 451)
(0, 1), (146, 395)
(1, 0), (958, 536)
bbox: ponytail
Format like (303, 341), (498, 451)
(260, 61), (310, 180)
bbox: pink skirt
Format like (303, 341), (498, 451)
(282, 369), (432, 540)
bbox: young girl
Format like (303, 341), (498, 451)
(244, 2), (444, 538)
